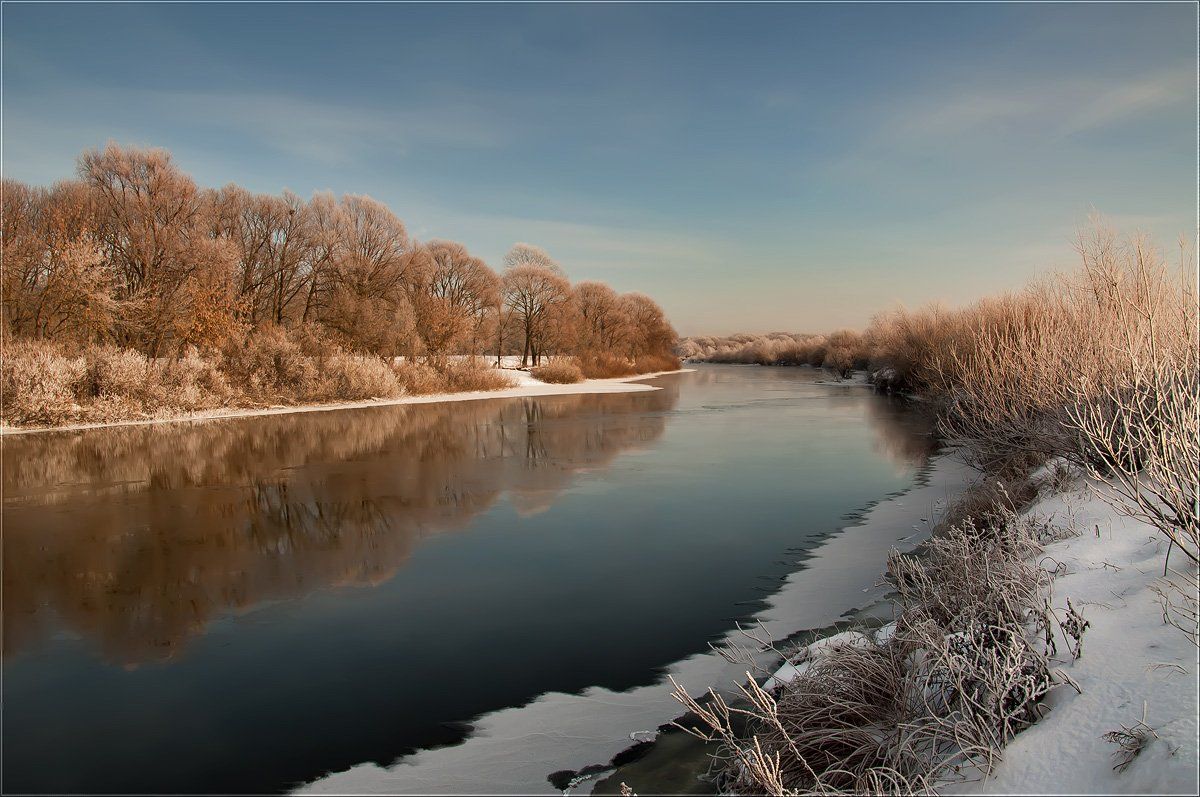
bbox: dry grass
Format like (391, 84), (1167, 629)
(671, 496), (1074, 796)
(0, 340), (87, 425)
(863, 226), (1198, 567)
(440, 358), (517, 392)
(579, 352), (640, 378)
(1102, 703), (1159, 773)
(0, 335), (516, 427)
(633, 352), (682, 373)
(531, 359), (584, 384)
(670, 224), (1197, 795)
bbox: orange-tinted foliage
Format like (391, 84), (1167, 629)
(1, 144), (679, 426)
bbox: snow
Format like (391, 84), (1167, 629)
(0, 368), (691, 437)
(811, 371), (872, 388)
(948, 480), (1199, 796)
(762, 629), (873, 690)
(754, 470), (1198, 796)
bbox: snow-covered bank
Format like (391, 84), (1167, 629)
(949, 480), (1198, 795)
(295, 452), (976, 795)
(754, 472), (1198, 796)
(0, 369), (690, 437)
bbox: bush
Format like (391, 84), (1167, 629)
(677, 332), (865, 374)
(81, 346), (151, 402)
(391, 360), (449, 395)
(154, 346), (232, 412)
(389, 358), (515, 395)
(633, 352), (682, 373)
(0, 340), (85, 426)
(221, 325), (317, 401)
(441, 358), (516, 392)
(317, 352), (402, 401)
(578, 353), (639, 378)
(531, 359), (584, 384)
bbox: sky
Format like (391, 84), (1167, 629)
(2, 1), (1196, 335)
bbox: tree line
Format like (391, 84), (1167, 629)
(1, 143), (677, 372)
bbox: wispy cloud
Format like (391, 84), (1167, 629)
(146, 90), (506, 164)
(886, 65), (1193, 143)
(7, 86), (507, 168)
(415, 209), (727, 275)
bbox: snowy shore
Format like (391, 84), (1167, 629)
(951, 479), (1198, 795)
(764, 472), (1198, 795)
(0, 368), (690, 437)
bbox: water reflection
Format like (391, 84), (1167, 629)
(2, 367), (944, 796)
(3, 386), (678, 665)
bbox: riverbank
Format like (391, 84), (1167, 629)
(678, 463), (1197, 796)
(0, 368), (690, 436)
(950, 475), (1197, 795)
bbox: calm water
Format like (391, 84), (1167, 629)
(2, 365), (935, 794)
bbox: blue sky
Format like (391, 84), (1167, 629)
(2, 1), (1195, 334)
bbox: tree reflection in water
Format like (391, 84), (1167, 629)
(2, 385), (679, 664)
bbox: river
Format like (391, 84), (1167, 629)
(2, 365), (963, 794)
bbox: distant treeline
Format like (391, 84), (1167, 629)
(1, 143), (680, 426)
(687, 225), (1197, 546)
(678, 330), (867, 376)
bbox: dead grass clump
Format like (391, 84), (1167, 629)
(1102, 703), (1159, 773)
(221, 325), (318, 401)
(155, 346), (232, 412)
(316, 352), (403, 401)
(0, 340), (85, 426)
(391, 360), (449, 395)
(673, 507), (1068, 795)
(933, 476), (1042, 537)
(441, 358), (517, 392)
(634, 352), (682, 373)
(531, 359), (584, 384)
(579, 353), (640, 378)
(672, 639), (928, 795)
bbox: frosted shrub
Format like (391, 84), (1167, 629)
(579, 353), (639, 378)
(633, 353), (682, 373)
(82, 346), (151, 401)
(156, 347), (231, 411)
(317, 353), (402, 401)
(0, 341), (86, 426)
(222, 326), (317, 401)
(531, 359), (584, 384)
(442, 358), (516, 392)
(392, 361), (449, 395)
(822, 346), (857, 378)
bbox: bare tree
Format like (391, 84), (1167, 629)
(79, 143), (236, 354)
(573, 280), (630, 355)
(502, 244), (571, 367)
(621, 291), (676, 360)
(418, 239), (500, 359)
